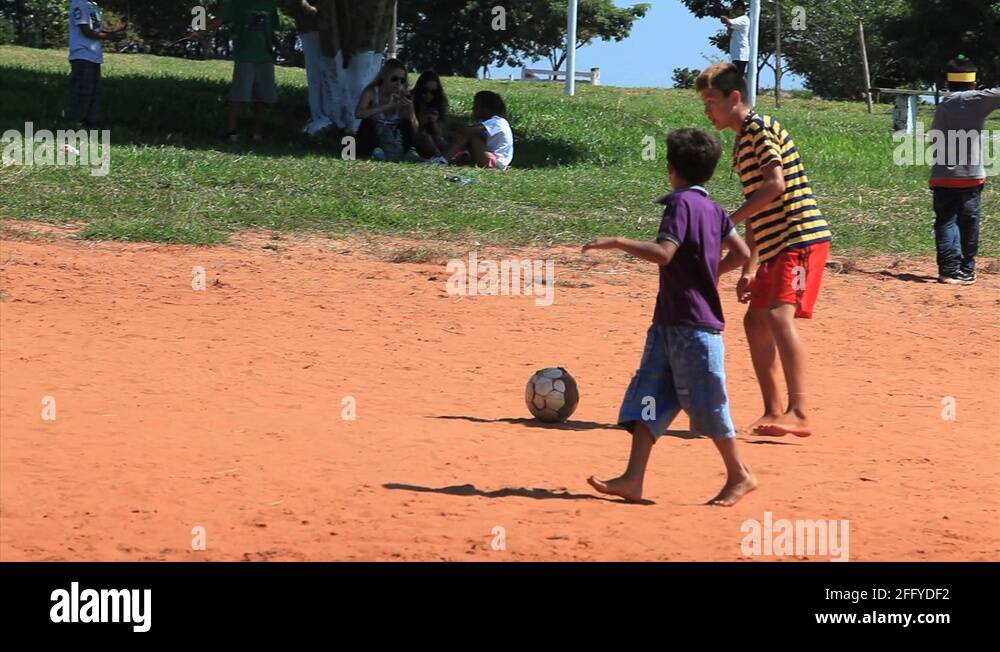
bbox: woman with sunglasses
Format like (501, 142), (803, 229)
(410, 71), (451, 161)
(354, 59), (419, 161)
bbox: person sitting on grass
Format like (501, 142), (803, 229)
(354, 59), (419, 161)
(410, 71), (450, 161)
(443, 90), (514, 170)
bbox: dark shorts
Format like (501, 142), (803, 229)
(230, 62), (277, 104)
(70, 59), (102, 126)
(618, 325), (736, 440)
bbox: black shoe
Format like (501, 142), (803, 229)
(938, 273), (974, 285)
(959, 270), (977, 284)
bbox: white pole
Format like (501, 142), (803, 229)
(747, 0), (761, 107)
(566, 0), (578, 96)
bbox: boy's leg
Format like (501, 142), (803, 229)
(586, 422), (655, 502)
(743, 308), (783, 430)
(933, 188), (962, 278)
(588, 325), (677, 502)
(252, 103), (269, 139)
(957, 187), (982, 277)
(227, 62), (253, 136)
(252, 64), (277, 140)
(752, 243), (828, 437)
(227, 103), (245, 135)
(86, 63), (102, 127)
(709, 438), (756, 506)
(754, 302), (812, 436)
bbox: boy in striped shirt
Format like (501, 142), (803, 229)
(696, 63), (832, 438)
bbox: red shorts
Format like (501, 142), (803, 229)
(749, 241), (830, 318)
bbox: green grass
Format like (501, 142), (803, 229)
(1, 45), (997, 255)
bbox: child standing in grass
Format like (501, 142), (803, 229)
(929, 56), (1000, 285)
(200, 0), (281, 143)
(695, 62), (832, 438)
(583, 128), (756, 506)
(68, 0), (126, 129)
(444, 91), (513, 170)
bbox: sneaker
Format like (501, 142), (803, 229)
(428, 156), (449, 165)
(404, 148), (425, 163)
(959, 270), (977, 284)
(372, 147), (387, 162)
(252, 133), (264, 143)
(938, 273), (974, 286)
(224, 131), (240, 143)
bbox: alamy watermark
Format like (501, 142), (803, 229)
(741, 511), (850, 561)
(445, 252), (555, 307)
(893, 123), (1000, 176)
(2, 122), (111, 177)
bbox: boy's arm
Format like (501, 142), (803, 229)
(736, 225), (758, 303)
(718, 227), (750, 276)
(728, 160), (785, 225)
(582, 237), (678, 267)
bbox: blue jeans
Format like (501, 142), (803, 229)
(618, 325), (736, 440)
(933, 186), (982, 276)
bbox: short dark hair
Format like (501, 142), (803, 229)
(694, 62), (747, 101)
(474, 90), (507, 118)
(666, 128), (723, 186)
(733, 1), (746, 12)
(945, 55), (977, 91)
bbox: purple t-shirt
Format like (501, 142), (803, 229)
(652, 186), (734, 331)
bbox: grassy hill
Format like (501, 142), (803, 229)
(1, 45), (997, 255)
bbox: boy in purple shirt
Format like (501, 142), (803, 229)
(583, 128), (756, 506)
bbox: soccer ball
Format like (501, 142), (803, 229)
(525, 367), (579, 423)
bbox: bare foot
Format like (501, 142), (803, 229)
(753, 411), (811, 437)
(707, 472), (758, 506)
(741, 412), (781, 435)
(587, 475), (643, 502)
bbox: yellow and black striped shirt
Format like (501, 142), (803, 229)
(735, 113), (832, 263)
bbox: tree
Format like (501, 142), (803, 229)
(513, 0), (650, 73)
(398, 0), (649, 78)
(672, 67), (701, 89)
(885, 0), (1000, 89)
(679, 0), (910, 100)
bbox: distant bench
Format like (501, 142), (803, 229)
(521, 67), (601, 86)
(872, 87), (939, 134)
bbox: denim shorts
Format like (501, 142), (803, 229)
(618, 324), (736, 440)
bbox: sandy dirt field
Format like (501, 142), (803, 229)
(2, 221), (998, 561)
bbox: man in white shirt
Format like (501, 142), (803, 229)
(68, 0), (125, 128)
(721, 1), (750, 78)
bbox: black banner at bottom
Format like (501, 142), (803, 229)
(0, 562), (992, 637)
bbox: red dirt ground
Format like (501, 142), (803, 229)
(1, 222), (998, 561)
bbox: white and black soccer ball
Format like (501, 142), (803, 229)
(525, 367), (580, 423)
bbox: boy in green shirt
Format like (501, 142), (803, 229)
(202, 0), (280, 142)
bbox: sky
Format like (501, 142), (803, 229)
(488, 0), (805, 90)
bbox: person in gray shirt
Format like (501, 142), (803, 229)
(929, 56), (1000, 284)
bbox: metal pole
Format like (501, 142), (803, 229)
(747, 0), (761, 107)
(389, 1), (398, 59)
(566, 0), (578, 96)
(858, 19), (874, 114)
(774, 0), (782, 107)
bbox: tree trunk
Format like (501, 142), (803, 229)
(775, 0), (782, 107)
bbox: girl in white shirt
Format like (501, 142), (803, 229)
(444, 91), (514, 170)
